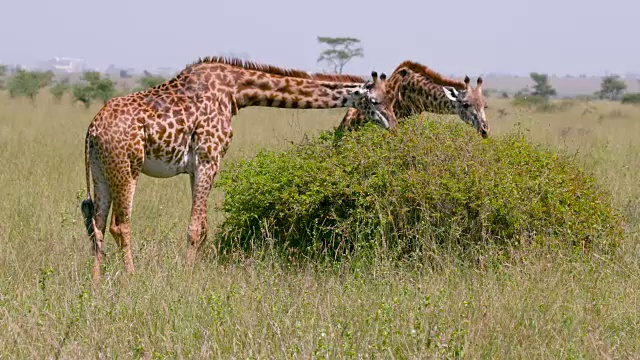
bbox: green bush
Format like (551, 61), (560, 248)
(72, 71), (116, 108)
(132, 72), (166, 93)
(511, 95), (576, 113)
(215, 116), (623, 260)
(574, 94), (597, 102)
(50, 78), (70, 102)
(7, 69), (54, 101)
(0, 64), (6, 89)
(512, 94), (554, 111)
(621, 93), (640, 105)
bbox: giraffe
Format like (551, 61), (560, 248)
(80, 57), (397, 281)
(320, 61), (489, 138)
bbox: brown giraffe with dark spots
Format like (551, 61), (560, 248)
(316, 61), (489, 137)
(80, 57), (396, 282)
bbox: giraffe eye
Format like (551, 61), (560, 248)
(462, 102), (470, 109)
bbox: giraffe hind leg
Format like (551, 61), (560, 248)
(88, 160), (112, 282)
(109, 174), (139, 274)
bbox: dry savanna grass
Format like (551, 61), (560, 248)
(0, 91), (639, 358)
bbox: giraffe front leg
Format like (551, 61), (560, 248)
(186, 161), (218, 267)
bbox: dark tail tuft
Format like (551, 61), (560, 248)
(81, 198), (95, 238)
(82, 129), (99, 254)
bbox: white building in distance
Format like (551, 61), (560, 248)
(39, 57), (87, 73)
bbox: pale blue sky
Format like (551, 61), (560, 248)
(2, 0), (637, 76)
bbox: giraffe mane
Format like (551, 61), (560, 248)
(188, 57), (369, 83)
(310, 73), (367, 83)
(395, 60), (466, 90)
(190, 56), (320, 80)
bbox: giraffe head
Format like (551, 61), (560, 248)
(352, 71), (397, 130)
(442, 76), (489, 138)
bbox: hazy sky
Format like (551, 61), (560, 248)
(2, 0), (638, 77)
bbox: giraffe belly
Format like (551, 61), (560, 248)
(141, 154), (192, 178)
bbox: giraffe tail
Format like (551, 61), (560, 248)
(81, 129), (96, 242)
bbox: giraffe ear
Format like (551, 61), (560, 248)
(442, 86), (459, 102)
(464, 76), (472, 90)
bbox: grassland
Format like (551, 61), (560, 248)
(0, 91), (639, 359)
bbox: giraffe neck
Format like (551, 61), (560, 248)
(389, 71), (458, 118)
(233, 73), (365, 110)
(180, 63), (367, 111)
(380, 62), (472, 119)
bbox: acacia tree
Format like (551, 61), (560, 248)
(530, 72), (557, 99)
(50, 78), (70, 103)
(0, 65), (6, 89)
(7, 69), (54, 101)
(316, 37), (364, 74)
(72, 71), (116, 108)
(132, 70), (166, 92)
(596, 75), (626, 100)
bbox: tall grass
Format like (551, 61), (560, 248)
(0, 92), (639, 358)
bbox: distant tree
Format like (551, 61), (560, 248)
(88, 72), (116, 104)
(595, 75), (627, 100)
(133, 71), (166, 92)
(7, 69), (54, 101)
(316, 37), (364, 74)
(621, 93), (640, 105)
(72, 85), (93, 108)
(50, 78), (70, 103)
(0, 64), (6, 89)
(119, 69), (131, 79)
(72, 71), (116, 108)
(529, 72), (557, 98)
